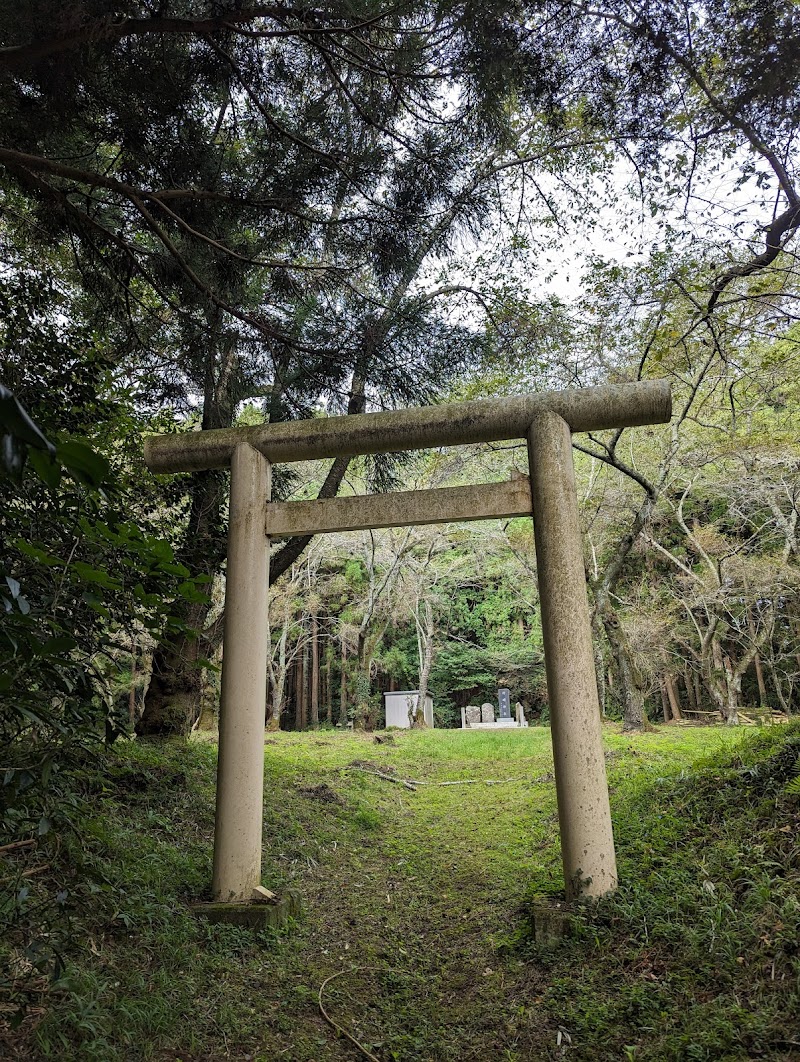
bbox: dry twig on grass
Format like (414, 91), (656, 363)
(344, 761), (550, 790)
(0, 839), (37, 855)
(318, 969), (381, 1062)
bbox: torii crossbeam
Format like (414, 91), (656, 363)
(145, 380), (671, 904)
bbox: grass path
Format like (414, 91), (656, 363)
(23, 723), (797, 1061)
(222, 727), (730, 1061)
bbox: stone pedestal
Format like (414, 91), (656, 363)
(191, 889), (301, 929)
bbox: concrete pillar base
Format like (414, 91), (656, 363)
(531, 902), (576, 946)
(191, 889), (302, 929)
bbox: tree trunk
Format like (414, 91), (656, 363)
(414, 599), (434, 728)
(338, 638), (348, 726)
(753, 652), (768, 706)
(602, 608), (646, 731)
(684, 670), (698, 712)
(592, 618), (607, 716)
(765, 657), (791, 715)
(325, 646), (333, 724)
(128, 647), (138, 731)
(660, 677), (671, 722)
(705, 637), (739, 724)
(299, 635), (308, 730)
(294, 652), (304, 731)
(138, 322), (238, 736)
(724, 655), (742, 725)
(137, 596), (214, 735)
(665, 672), (682, 721)
(310, 611), (320, 727)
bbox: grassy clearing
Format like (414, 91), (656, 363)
(2, 723), (799, 1061)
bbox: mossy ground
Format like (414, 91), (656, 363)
(3, 723), (799, 1060)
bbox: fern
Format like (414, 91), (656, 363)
(785, 756), (800, 796)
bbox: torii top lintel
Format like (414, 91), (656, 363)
(144, 380), (672, 474)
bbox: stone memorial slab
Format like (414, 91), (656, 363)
(481, 702), (495, 724)
(465, 705), (481, 727)
(498, 688), (511, 719)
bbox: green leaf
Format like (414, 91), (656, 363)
(28, 447), (62, 488)
(38, 635), (78, 657)
(149, 539), (174, 563)
(56, 440), (110, 487)
(0, 385), (55, 453)
(71, 562), (120, 589)
(15, 541), (65, 566)
(177, 580), (209, 603)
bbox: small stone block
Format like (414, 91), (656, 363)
(252, 885), (278, 904)
(532, 903), (575, 946)
(191, 889), (301, 929)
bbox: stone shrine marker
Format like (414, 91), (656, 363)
(465, 705), (481, 727)
(145, 380), (671, 905)
(498, 688), (512, 720)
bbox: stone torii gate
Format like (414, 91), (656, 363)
(145, 380), (671, 905)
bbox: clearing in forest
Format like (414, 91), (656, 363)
(15, 724), (800, 1061)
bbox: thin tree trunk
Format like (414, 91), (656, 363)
(339, 638), (348, 726)
(684, 670), (698, 712)
(747, 608), (769, 705)
(129, 647), (138, 730)
(753, 653), (768, 706)
(665, 672), (682, 721)
(766, 657), (790, 715)
(310, 611), (319, 727)
(603, 608), (646, 731)
(414, 599), (434, 728)
(593, 628), (607, 716)
(294, 654), (303, 731)
(325, 647), (333, 724)
(660, 677), (671, 722)
(300, 635), (308, 730)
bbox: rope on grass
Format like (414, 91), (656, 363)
(318, 969), (381, 1062)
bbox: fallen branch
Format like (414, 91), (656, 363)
(21, 863), (50, 878)
(345, 765), (417, 791)
(344, 762), (548, 790)
(408, 776), (534, 787)
(318, 969), (381, 1062)
(0, 838), (37, 855)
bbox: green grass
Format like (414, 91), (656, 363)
(2, 723), (799, 1060)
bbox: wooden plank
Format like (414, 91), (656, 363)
(265, 476), (532, 538)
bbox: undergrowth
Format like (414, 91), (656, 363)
(523, 726), (800, 1061)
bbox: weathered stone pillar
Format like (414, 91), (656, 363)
(527, 410), (617, 899)
(212, 443), (270, 902)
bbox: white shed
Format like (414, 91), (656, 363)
(384, 690), (434, 729)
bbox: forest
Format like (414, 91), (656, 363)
(1, 1), (800, 1059)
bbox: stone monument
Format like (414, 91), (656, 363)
(481, 702), (495, 724)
